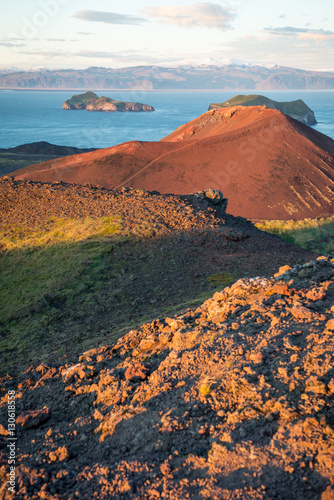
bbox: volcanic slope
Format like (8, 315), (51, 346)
(11, 106), (334, 220)
(0, 178), (318, 376)
(1, 258), (334, 499)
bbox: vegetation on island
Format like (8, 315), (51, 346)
(209, 94), (317, 124)
(63, 92), (155, 112)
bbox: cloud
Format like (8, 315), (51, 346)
(0, 41), (25, 47)
(74, 50), (127, 59)
(46, 38), (68, 42)
(42, 38), (80, 43)
(74, 50), (162, 63)
(217, 33), (334, 71)
(264, 26), (334, 41)
(20, 48), (157, 63)
(142, 2), (235, 30)
(264, 26), (309, 35)
(298, 30), (334, 42)
(72, 10), (147, 25)
(22, 50), (67, 58)
(0, 37), (27, 47)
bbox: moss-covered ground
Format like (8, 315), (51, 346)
(255, 216), (334, 257)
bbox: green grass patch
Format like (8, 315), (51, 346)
(0, 216), (121, 320)
(0, 215), (121, 251)
(0, 216), (123, 372)
(255, 216), (334, 257)
(207, 272), (235, 288)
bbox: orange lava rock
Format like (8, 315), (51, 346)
(160, 461), (172, 475)
(327, 379), (334, 394)
(62, 363), (91, 383)
(56, 469), (69, 479)
(17, 378), (35, 390)
(124, 363), (149, 382)
(248, 352), (263, 364)
(16, 407), (50, 429)
(325, 319), (334, 330)
(270, 284), (292, 296)
(48, 446), (69, 462)
(305, 376), (327, 395)
(290, 305), (326, 322)
(274, 265), (292, 277)
(36, 363), (51, 375)
(0, 424), (9, 436)
(306, 287), (327, 301)
(321, 485), (334, 500)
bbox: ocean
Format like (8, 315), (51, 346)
(0, 89), (333, 149)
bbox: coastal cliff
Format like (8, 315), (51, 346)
(63, 92), (155, 112)
(208, 94), (317, 125)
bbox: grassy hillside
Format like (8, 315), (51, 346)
(255, 216), (334, 257)
(0, 216), (128, 373)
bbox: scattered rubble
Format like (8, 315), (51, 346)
(1, 258), (334, 499)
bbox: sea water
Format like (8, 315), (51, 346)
(0, 89), (333, 149)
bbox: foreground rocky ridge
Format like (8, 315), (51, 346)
(1, 258), (334, 499)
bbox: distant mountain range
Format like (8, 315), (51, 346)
(0, 64), (334, 90)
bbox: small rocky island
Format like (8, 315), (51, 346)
(208, 94), (317, 125)
(63, 91), (155, 112)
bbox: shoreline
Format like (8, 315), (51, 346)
(1, 88), (334, 93)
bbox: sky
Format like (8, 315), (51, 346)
(1, 0), (334, 71)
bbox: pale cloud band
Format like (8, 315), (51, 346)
(264, 26), (334, 41)
(72, 10), (147, 26)
(142, 2), (236, 30)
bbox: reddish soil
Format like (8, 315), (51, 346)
(1, 258), (334, 499)
(11, 106), (334, 220)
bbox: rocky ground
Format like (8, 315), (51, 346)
(0, 178), (318, 376)
(1, 258), (334, 499)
